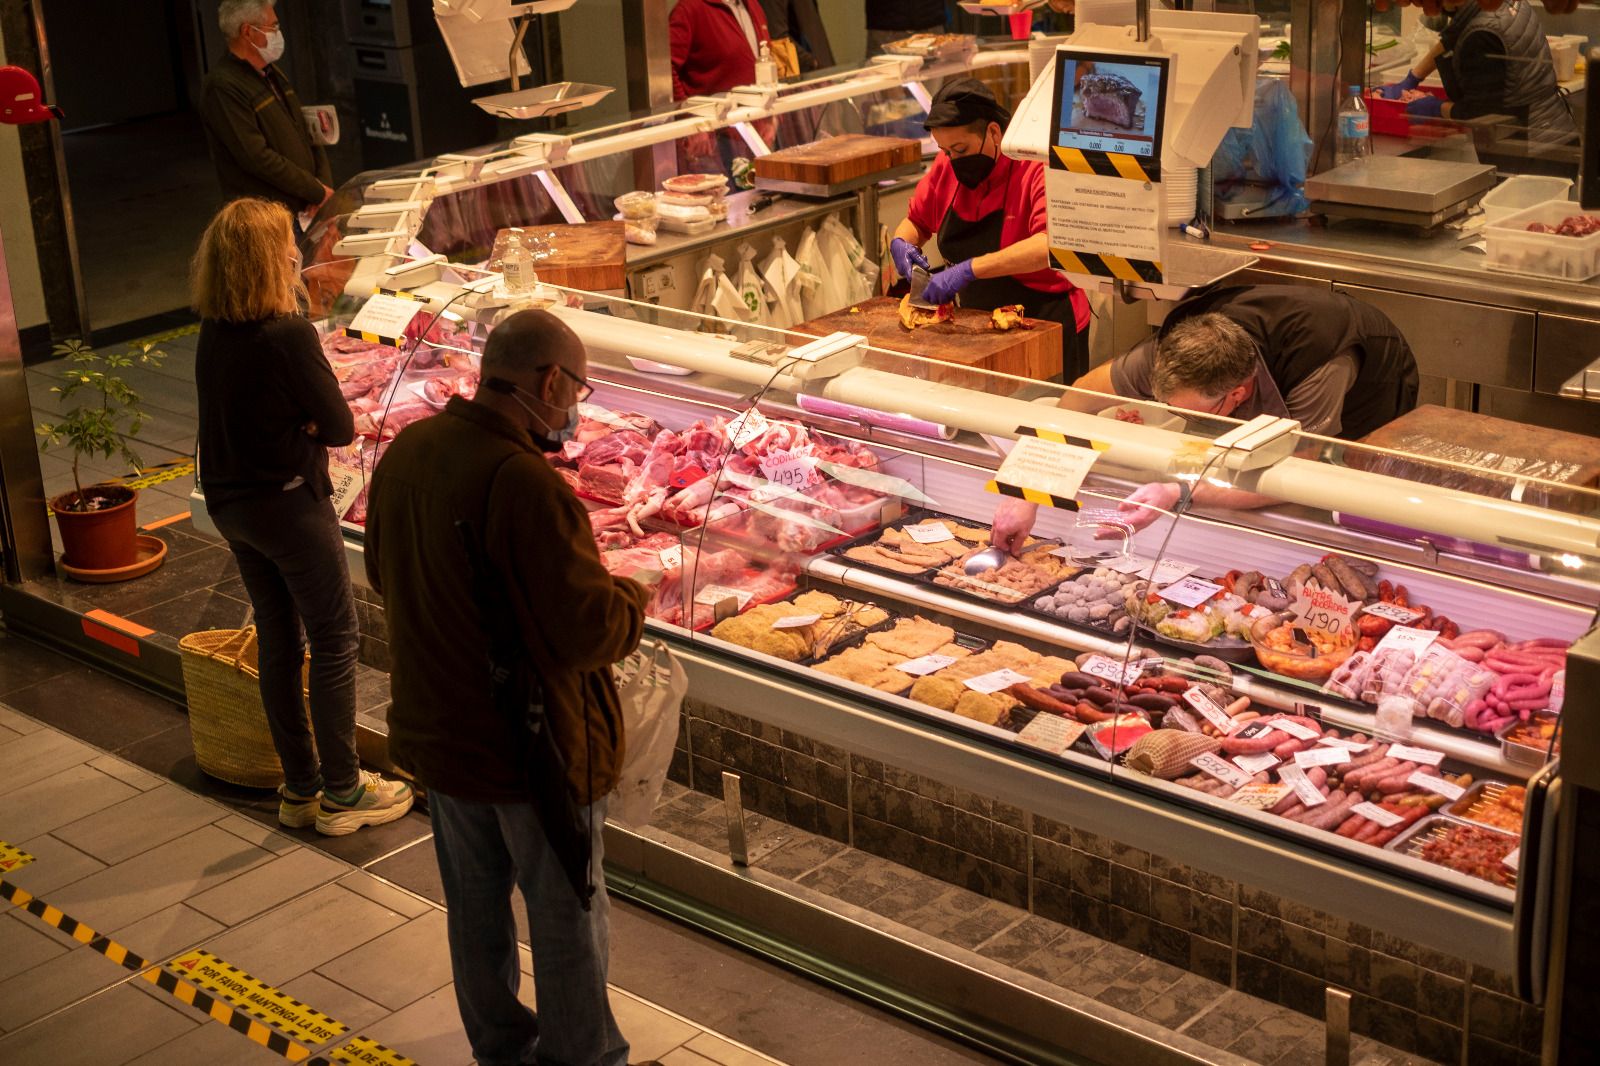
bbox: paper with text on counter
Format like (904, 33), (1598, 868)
(984, 426), (1110, 511)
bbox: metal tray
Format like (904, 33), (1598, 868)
(1385, 814), (1518, 888)
(828, 509), (990, 580)
(473, 82), (614, 120)
(1443, 779), (1525, 833)
(1135, 621), (1257, 664)
(1497, 714), (1559, 768)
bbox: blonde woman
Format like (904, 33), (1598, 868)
(192, 198), (412, 836)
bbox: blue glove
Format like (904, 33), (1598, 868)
(1379, 72), (1420, 100)
(1406, 94), (1444, 119)
(921, 260), (976, 305)
(890, 237), (929, 281)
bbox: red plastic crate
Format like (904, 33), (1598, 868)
(1365, 86), (1452, 139)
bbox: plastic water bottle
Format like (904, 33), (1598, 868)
(500, 233), (532, 295)
(1336, 85), (1371, 165)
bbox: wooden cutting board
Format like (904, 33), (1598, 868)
(490, 221), (626, 292)
(794, 297), (1063, 383)
(755, 134), (922, 187)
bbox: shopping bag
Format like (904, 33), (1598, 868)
(609, 639), (687, 827)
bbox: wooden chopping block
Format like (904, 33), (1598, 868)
(793, 296), (1063, 383)
(755, 134), (922, 187)
(490, 221), (626, 292)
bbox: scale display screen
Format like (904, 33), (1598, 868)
(1049, 51), (1169, 160)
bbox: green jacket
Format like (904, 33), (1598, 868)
(200, 52), (331, 212)
(365, 398), (651, 804)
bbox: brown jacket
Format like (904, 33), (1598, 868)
(365, 398), (650, 804)
(200, 52), (331, 212)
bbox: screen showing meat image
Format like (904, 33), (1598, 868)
(1051, 53), (1167, 159)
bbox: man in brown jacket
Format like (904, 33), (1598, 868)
(366, 309), (652, 1066)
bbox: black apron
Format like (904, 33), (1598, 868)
(936, 205), (1087, 381)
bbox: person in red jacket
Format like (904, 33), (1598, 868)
(671, 0), (772, 172)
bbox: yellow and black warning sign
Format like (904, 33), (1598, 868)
(142, 967), (312, 1062)
(0, 840), (35, 873)
(325, 1035), (421, 1066)
(1052, 145), (1161, 184)
(1050, 247), (1164, 285)
(0, 877), (150, 970)
(167, 949), (349, 1046)
(984, 426), (1110, 511)
(341, 290), (428, 348)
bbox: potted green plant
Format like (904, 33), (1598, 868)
(35, 338), (166, 574)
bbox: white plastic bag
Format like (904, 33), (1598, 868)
(609, 639), (687, 828)
(819, 215), (879, 304)
(691, 253), (746, 325)
(792, 227), (827, 320)
(735, 241), (772, 325)
(761, 236), (803, 328)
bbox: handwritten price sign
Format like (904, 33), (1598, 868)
(1290, 584), (1356, 637)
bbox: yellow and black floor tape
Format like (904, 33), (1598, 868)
(167, 948), (349, 1045)
(0, 877), (151, 971)
(140, 967), (311, 1062)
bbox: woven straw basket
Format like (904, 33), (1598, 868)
(178, 627), (307, 789)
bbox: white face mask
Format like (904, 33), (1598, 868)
(253, 25), (285, 64)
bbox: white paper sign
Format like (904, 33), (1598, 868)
(695, 584), (754, 610)
(1183, 688), (1235, 732)
(1295, 746), (1351, 769)
(658, 544), (684, 569)
(1190, 752), (1253, 789)
(1279, 764), (1326, 807)
(758, 449), (821, 492)
(1408, 771), (1466, 800)
(1375, 625), (1439, 657)
(991, 433), (1101, 506)
(1290, 584), (1357, 638)
(1273, 718), (1322, 741)
(1503, 847), (1520, 871)
(1230, 782), (1293, 810)
(1017, 714), (1086, 755)
(1150, 559), (1199, 585)
(1233, 751), (1281, 775)
(728, 408), (771, 450)
(1046, 166), (1164, 264)
(1318, 736), (1374, 752)
(1351, 802), (1405, 828)
(329, 462), (366, 519)
(1107, 555), (1151, 575)
(1388, 743), (1446, 767)
(904, 522), (955, 544)
(1363, 601), (1425, 624)
(1159, 577), (1224, 609)
(772, 614), (820, 629)
(896, 653), (958, 676)
(1079, 655), (1146, 686)
(964, 668), (1033, 694)
(346, 292), (424, 342)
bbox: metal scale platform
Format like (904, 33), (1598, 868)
(1307, 156), (1497, 229)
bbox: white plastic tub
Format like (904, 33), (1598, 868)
(1479, 175), (1572, 225)
(1484, 200), (1600, 281)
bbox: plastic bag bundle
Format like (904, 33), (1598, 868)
(1211, 77), (1312, 218)
(690, 253), (746, 325)
(734, 242), (772, 325)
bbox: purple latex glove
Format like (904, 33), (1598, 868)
(921, 260), (976, 305)
(890, 237), (929, 281)
(1406, 94), (1444, 118)
(1379, 71), (1421, 99)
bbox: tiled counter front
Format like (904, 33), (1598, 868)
(673, 697), (1544, 1066)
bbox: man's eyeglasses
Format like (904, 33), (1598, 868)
(552, 364), (593, 403)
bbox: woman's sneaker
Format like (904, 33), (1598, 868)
(278, 785), (322, 829)
(316, 771), (414, 836)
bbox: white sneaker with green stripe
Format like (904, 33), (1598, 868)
(278, 785), (321, 829)
(315, 771), (415, 836)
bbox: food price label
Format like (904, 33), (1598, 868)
(329, 462), (366, 520)
(1290, 584), (1356, 638)
(771, 614), (820, 629)
(1351, 802), (1405, 828)
(1503, 847), (1520, 871)
(1150, 559), (1198, 584)
(668, 463), (708, 490)
(963, 668), (1033, 694)
(728, 408), (771, 450)
(1233, 751), (1281, 774)
(1230, 782), (1292, 810)
(903, 522), (955, 544)
(1107, 555), (1151, 575)
(1232, 720), (1279, 741)
(1279, 764), (1326, 807)
(1294, 746), (1351, 769)
(1263, 576), (1288, 600)
(1318, 736), (1374, 752)
(695, 584), (754, 610)
(657, 544), (684, 569)
(346, 292), (424, 344)
(1017, 713), (1086, 755)
(895, 653), (958, 676)
(1374, 625), (1438, 657)
(1159, 576), (1224, 609)
(1408, 771), (1466, 800)
(758, 450), (822, 492)
(1273, 718), (1322, 741)
(1387, 743), (1445, 767)
(1363, 601), (1425, 624)
(1190, 752), (1253, 789)
(1183, 688), (1235, 732)
(989, 433), (1101, 508)
(1079, 655), (1146, 686)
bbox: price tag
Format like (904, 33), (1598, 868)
(1079, 655), (1146, 686)
(1503, 847), (1520, 871)
(1183, 688), (1235, 732)
(1295, 746), (1351, 769)
(903, 522), (956, 544)
(963, 668), (1033, 694)
(758, 450), (822, 493)
(1231, 720), (1280, 742)
(346, 292), (424, 343)
(1016, 714), (1086, 755)
(989, 433), (1101, 508)
(1387, 743), (1445, 767)
(1107, 555), (1151, 575)
(668, 463), (708, 490)
(658, 544), (684, 569)
(1280, 764), (1326, 807)
(329, 462), (366, 519)
(1363, 601), (1425, 625)
(1374, 625), (1439, 657)
(1350, 802), (1404, 828)
(1159, 577), (1224, 609)
(1263, 576), (1288, 600)
(1290, 584), (1356, 638)
(1408, 771), (1466, 800)
(895, 653), (958, 676)
(728, 408), (771, 450)
(695, 584), (754, 610)
(1151, 559), (1199, 585)
(1190, 752), (1253, 789)
(1233, 751), (1281, 774)
(1273, 718), (1322, 741)
(1230, 782), (1292, 810)
(1318, 736), (1374, 752)
(772, 614), (820, 629)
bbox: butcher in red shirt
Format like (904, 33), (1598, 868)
(893, 78), (1090, 380)
(670, 0), (772, 172)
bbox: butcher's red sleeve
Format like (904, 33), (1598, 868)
(669, 4), (694, 100)
(906, 156), (947, 236)
(1023, 162), (1050, 236)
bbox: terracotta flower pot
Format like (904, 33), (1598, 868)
(49, 483), (139, 571)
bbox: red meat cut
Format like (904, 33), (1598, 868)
(1080, 72), (1143, 130)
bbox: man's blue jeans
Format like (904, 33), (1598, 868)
(430, 792), (629, 1066)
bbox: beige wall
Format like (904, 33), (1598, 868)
(0, 23), (48, 331)
(817, 0), (867, 67)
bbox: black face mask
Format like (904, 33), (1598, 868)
(950, 129), (997, 189)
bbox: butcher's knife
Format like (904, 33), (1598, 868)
(908, 265), (939, 310)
